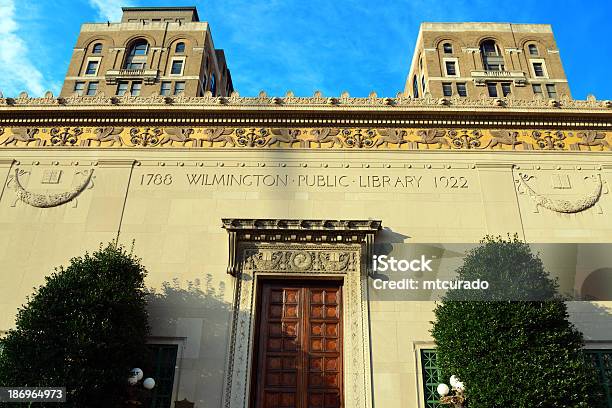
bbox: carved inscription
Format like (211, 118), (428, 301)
(140, 173), (173, 186)
(134, 170), (474, 191)
(178, 173), (471, 189)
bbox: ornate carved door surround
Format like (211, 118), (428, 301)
(221, 219), (381, 408)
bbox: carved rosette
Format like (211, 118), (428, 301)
(129, 127), (162, 147)
(531, 130), (566, 150)
(235, 128), (269, 147)
(449, 129), (483, 149)
(342, 129), (376, 148)
(49, 127), (83, 146)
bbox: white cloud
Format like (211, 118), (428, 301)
(0, 0), (46, 97)
(88, 0), (132, 22)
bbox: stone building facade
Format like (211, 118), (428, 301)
(406, 23), (571, 101)
(1, 9), (611, 408)
(60, 7), (233, 99)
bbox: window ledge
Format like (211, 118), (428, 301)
(105, 69), (159, 85)
(472, 70), (527, 86)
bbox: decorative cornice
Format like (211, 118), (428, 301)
(222, 218), (381, 232)
(221, 219), (382, 276)
(0, 91), (610, 112)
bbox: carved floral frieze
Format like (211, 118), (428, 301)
(1, 126), (610, 151)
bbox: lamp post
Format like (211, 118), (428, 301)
(437, 375), (466, 408)
(125, 368), (155, 407)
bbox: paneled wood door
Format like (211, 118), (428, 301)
(253, 281), (343, 408)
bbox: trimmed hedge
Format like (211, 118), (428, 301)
(431, 236), (601, 408)
(0, 243), (150, 407)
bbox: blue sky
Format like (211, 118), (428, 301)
(0, 0), (610, 99)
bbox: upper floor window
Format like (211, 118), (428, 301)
(74, 81), (85, 96)
(201, 75), (208, 93)
(170, 59), (184, 75)
(173, 81), (185, 95)
(129, 40), (149, 55)
(442, 82), (452, 97)
(175, 42), (185, 53)
(480, 40), (505, 71)
(124, 39), (149, 70)
(456, 82), (467, 97)
(443, 43), (453, 54)
(445, 61), (457, 76)
(130, 81), (142, 96)
(487, 82), (498, 97)
(481, 40), (500, 56)
(533, 62), (545, 77)
(546, 84), (557, 99)
(160, 81), (171, 96)
(92, 43), (103, 54)
(86, 81), (98, 96)
(211, 73), (217, 96)
(116, 81), (128, 96)
(532, 83), (543, 96)
(528, 44), (538, 56)
(501, 82), (512, 96)
(85, 60), (99, 75)
(412, 75), (419, 98)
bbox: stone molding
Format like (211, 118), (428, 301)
(221, 218), (381, 276)
(0, 91), (610, 111)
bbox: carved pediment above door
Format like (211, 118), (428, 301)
(221, 218), (382, 277)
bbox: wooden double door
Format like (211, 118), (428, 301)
(252, 280), (343, 408)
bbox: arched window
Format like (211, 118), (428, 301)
(412, 75), (419, 98)
(480, 40), (504, 71)
(92, 43), (103, 54)
(443, 43), (453, 54)
(124, 39), (149, 70)
(175, 42), (185, 53)
(528, 44), (538, 56)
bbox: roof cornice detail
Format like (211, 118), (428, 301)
(1, 91), (610, 112)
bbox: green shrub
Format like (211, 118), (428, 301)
(0, 243), (150, 407)
(431, 235), (601, 408)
